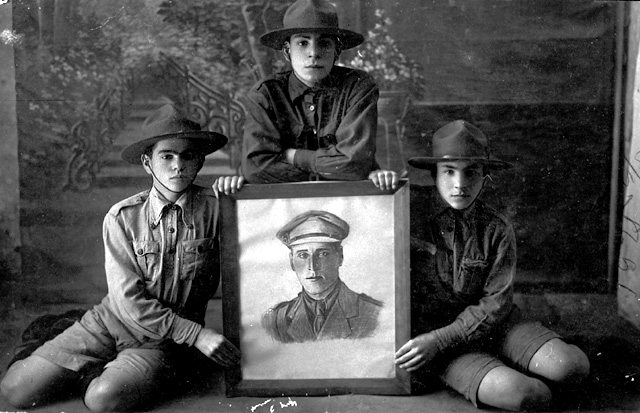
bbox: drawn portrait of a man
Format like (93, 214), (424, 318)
(261, 210), (383, 343)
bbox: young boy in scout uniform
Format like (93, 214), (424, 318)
(1, 104), (242, 412)
(215, 0), (398, 194)
(395, 120), (590, 411)
(262, 210), (383, 343)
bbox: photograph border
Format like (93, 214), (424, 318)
(219, 180), (411, 397)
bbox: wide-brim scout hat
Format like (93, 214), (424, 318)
(260, 0), (364, 50)
(277, 210), (350, 247)
(408, 120), (512, 170)
(121, 103), (228, 165)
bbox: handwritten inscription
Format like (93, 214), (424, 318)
(620, 150), (640, 274)
(622, 216), (640, 243)
(250, 398), (298, 413)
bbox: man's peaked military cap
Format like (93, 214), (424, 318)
(277, 210), (349, 247)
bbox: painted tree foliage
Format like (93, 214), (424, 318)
(13, 0), (291, 196)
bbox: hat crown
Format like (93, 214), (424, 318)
(283, 0), (340, 31)
(407, 120), (512, 170)
(432, 120), (490, 160)
(277, 210), (349, 247)
(120, 103), (228, 164)
(260, 0), (363, 50)
(141, 104), (202, 140)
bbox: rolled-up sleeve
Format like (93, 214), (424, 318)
(103, 213), (202, 346)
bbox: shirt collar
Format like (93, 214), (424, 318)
(288, 68), (341, 102)
(148, 186), (194, 228)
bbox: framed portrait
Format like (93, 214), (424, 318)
(219, 180), (411, 397)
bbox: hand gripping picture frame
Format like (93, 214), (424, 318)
(219, 180), (411, 397)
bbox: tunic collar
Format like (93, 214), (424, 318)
(148, 186), (194, 228)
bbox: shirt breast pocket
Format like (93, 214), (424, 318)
(456, 258), (489, 296)
(133, 240), (160, 281)
(180, 238), (217, 281)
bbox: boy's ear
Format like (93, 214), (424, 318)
(282, 42), (291, 62)
(141, 154), (152, 175)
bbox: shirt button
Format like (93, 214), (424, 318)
(309, 104), (315, 111)
(170, 205), (177, 210)
(137, 249), (143, 255)
(168, 227), (175, 233)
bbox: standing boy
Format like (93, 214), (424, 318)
(395, 120), (590, 411)
(226, 0), (397, 192)
(1, 104), (241, 412)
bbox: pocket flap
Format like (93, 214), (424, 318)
(133, 240), (160, 256)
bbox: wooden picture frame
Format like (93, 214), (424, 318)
(219, 180), (411, 397)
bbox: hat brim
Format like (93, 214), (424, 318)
(260, 27), (364, 50)
(408, 156), (513, 170)
(121, 131), (228, 165)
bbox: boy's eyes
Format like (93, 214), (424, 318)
(441, 168), (482, 177)
(295, 39), (335, 48)
(159, 153), (196, 161)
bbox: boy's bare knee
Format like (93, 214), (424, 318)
(84, 379), (123, 412)
(478, 367), (552, 411)
(1, 371), (36, 408)
(550, 343), (590, 383)
(530, 340), (590, 384)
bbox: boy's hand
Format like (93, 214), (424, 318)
(394, 332), (439, 371)
(368, 169), (399, 191)
(212, 175), (245, 197)
(284, 148), (296, 164)
(194, 328), (241, 367)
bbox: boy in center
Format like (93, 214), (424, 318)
(218, 0), (398, 193)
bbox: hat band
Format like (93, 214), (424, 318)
(289, 232), (340, 244)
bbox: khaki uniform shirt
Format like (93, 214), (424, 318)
(99, 185), (219, 347)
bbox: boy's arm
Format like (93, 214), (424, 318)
(241, 87), (312, 183)
(102, 212), (202, 346)
(292, 73), (379, 180)
(431, 224), (517, 350)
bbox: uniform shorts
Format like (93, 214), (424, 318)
(31, 304), (206, 390)
(428, 321), (560, 407)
